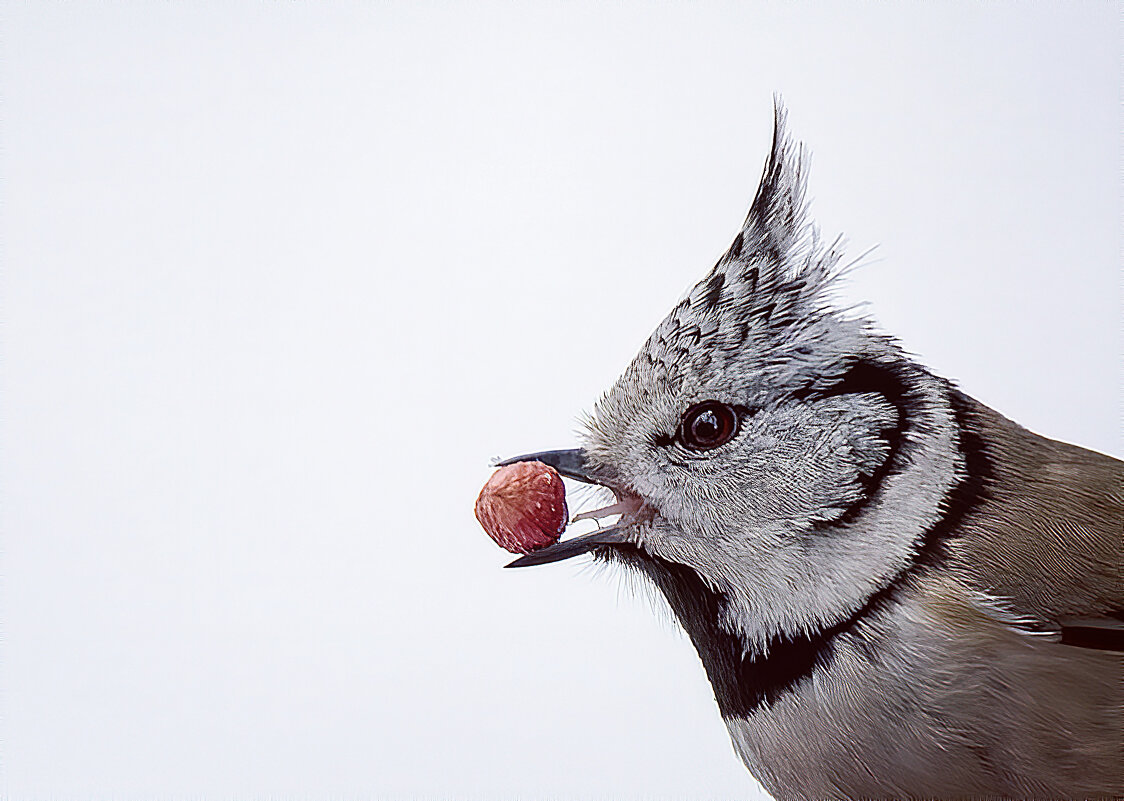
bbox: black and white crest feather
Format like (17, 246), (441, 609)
(629, 102), (859, 399)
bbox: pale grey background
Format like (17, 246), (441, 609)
(2, 3), (1118, 799)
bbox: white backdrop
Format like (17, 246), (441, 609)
(2, 3), (1118, 799)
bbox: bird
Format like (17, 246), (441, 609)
(496, 104), (1123, 800)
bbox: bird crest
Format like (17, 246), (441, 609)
(636, 103), (853, 395)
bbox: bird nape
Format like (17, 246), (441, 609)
(493, 103), (1124, 801)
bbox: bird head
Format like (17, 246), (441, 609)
(501, 104), (964, 675)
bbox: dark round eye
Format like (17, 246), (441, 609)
(681, 401), (739, 451)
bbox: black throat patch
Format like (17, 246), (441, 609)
(604, 381), (993, 719)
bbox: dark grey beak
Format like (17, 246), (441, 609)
(495, 448), (597, 484)
(504, 525), (629, 568)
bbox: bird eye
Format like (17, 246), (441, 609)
(680, 401), (739, 451)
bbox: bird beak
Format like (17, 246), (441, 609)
(495, 448), (633, 568)
(504, 525), (630, 568)
(495, 448), (598, 484)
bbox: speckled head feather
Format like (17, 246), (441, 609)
(589, 104), (871, 440)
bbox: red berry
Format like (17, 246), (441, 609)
(475, 461), (568, 554)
